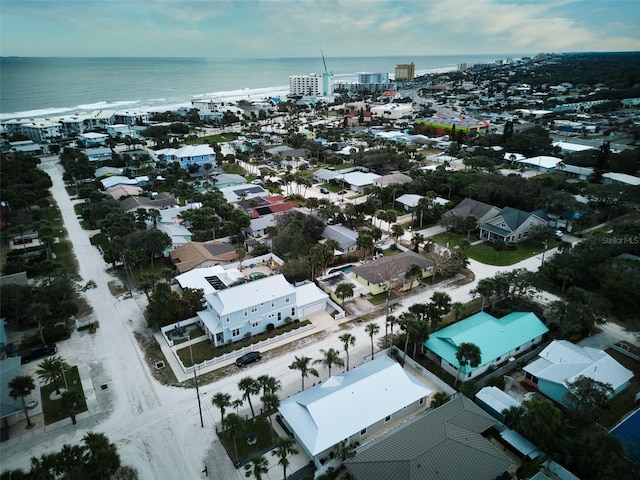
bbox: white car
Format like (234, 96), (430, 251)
(251, 179), (262, 185)
(555, 230), (563, 239)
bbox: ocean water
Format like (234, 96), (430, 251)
(0, 54), (521, 121)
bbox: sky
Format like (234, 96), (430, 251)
(1, 0), (639, 58)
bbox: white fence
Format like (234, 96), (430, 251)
(181, 323), (315, 375)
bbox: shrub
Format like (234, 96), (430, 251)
(266, 323), (275, 331)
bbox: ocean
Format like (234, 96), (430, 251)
(0, 54), (523, 121)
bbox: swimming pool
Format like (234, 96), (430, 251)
(329, 265), (353, 274)
(611, 407), (640, 465)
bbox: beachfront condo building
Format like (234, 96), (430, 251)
(289, 72), (334, 97)
(395, 63), (415, 81)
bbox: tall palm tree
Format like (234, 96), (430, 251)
(339, 333), (356, 370)
(398, 312), (419, 364)
(82, 432), (121, 480)
(60, 390), (84, 425)
(56, 444), (84, 478)
(365, 322), (380, 359)
(455, 342), (482, 386)
(212, 392), (232, 426)
(288, 356), (319, 391)
(243, 455), (269, 480)
(9, 375), (35, 429)
(223, 413), (245, 462)
(335, 282), (354, 306)
(405, 263), (423, 290)
(36, 356), (69, 395)
(271, 436), (299, 480)
(386, 314), (398, 347)
(391, 223), (405, 243)
(313, 348), (345, 378)
(261, 393), (280, 437)
(257, 375), (281, 397)
(231, 398), (244, 415)
(238, 377), (261, 420)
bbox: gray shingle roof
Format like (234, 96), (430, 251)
(345, 395), (512, 480)
(444, 197), (500, 220)
(351, 251), (434, 283)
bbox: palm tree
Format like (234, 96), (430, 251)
(339, 333), (356, 370)
(365, 322), (380, 359)
(238, 377), (261, 420)
(455, 342), (482, 386)
(36, 356), (69, 395)
(405, 263), (423, 290)
(82, 432), (121, 480)
(223, 413), (245, 462)
(313, 348), (345, 378)
(271, 436), (299, 480)
(56, 443), (85, 478)
(9, 375), (36, 429)
(430, 391), (451, 408)
(288, 356), (319, 391)
(243, 455), (269, 480)
(333, 440), (357, 461)
(398, 312), (419, 364)
(27, 302), (50, 345)
(451, 302), (467, 322)
(60, 390), (84, 425)
(391, 223), (405, 243)
(257, 375), (281, 397)
(335, 282), (354, 306)
(386, 314), (398, 346)
(212, 392), (232, 426)
(231, 398), (244, 415)
(261, 392), (280, 436)
(411, 232), (424, 252)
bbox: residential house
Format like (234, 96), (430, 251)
(556, 164), (594, 181)
(279, 355), (432, 468)
(351, 251), (434, 295)
(218, 184), (270, 203)
(345, 395), (513, 480)
(100, 176), (139, 190)
(517, 155), (564, 173)
(94, 166), (123, 179)
(335, 171), (381, 193)
(175, 265), (245, 296)
(155, 144), (216, 170)
(602, 172), (640, 187)
(107, 124), (134, 139)
(9, 140), (43, 155)
(522, 340), (633, 407)
(169, 241), (238, 273)
(479, 207), (549, 243)
(247, 214), (279, 239)
(84, 147), (112, 162)
(106, 185), (143, 200)
(423, 311), (549, 383)
(442, 198), (502, 227)
(475, 386), (522, 424)
(372, 172), (413, 187)
(118, 193), (177, 214)
(196, 274), (328, 346)
(312, 168), (339, 184)
(321, 225), (359, 254)
(395, 193), (423, 212)
(158, 223), (193, 253)
(78, 132), (109, 147)
(211, 173), (247, 189)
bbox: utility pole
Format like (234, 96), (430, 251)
(190, 343), (204, 428)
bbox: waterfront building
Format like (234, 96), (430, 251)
(394, 62), (415, 81)
(289, 72), (334, 96)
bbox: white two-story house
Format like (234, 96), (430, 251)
(197, 274), (299, 346)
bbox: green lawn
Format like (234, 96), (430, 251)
(430, 231), (469, 248)
(466, 240), (559, 266)
(40, 366), (88, 425)
(218, 415), (274, 465)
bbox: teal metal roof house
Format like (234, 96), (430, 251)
(423, 311), (549, 383)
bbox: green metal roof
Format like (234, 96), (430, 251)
(345, 395), (512, 480)
(423, 311), (549, 373)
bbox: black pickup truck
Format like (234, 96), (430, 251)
(19, 344), (57, 364)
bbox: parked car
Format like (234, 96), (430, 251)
(555, 230), (563, 239)
(19, 343), (57, 364)
(251, 178), (262, 185)
(338, 189), (347, 195)
(235, 351), (262, 367)
(320, 188), (329, 194)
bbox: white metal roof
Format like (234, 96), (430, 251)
(519, 156), (563, 169)
(278, 355), (432, 456)
(335, 171), (381, 187)
(523, 340), (633, 390)
(476, 386), (521, 415)
(176, 265), (243, 295)
(205, 274), (295, 315)
(294, 282), (329, 308)
(396, 193), (423, 208)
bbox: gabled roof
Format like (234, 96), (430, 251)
(444, 198), (500, 220)
(336, 171), (381, 187)
(351, 251), (434, 284)
(481, 207), (548, 236)
(313, 168), (339, 182)
(523, 340), (633, 390)
(169, 241), (237, 273)
(119, 193), (177, 213)
(345, 395), (512, 480)
(373, 173), (413, 186)
(205, 274), (295, 315)
(396, 194), (423, 208)
(279, 356), (432, 457)
(321, 225), (359, 251)
(424, 312), (549, 373)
